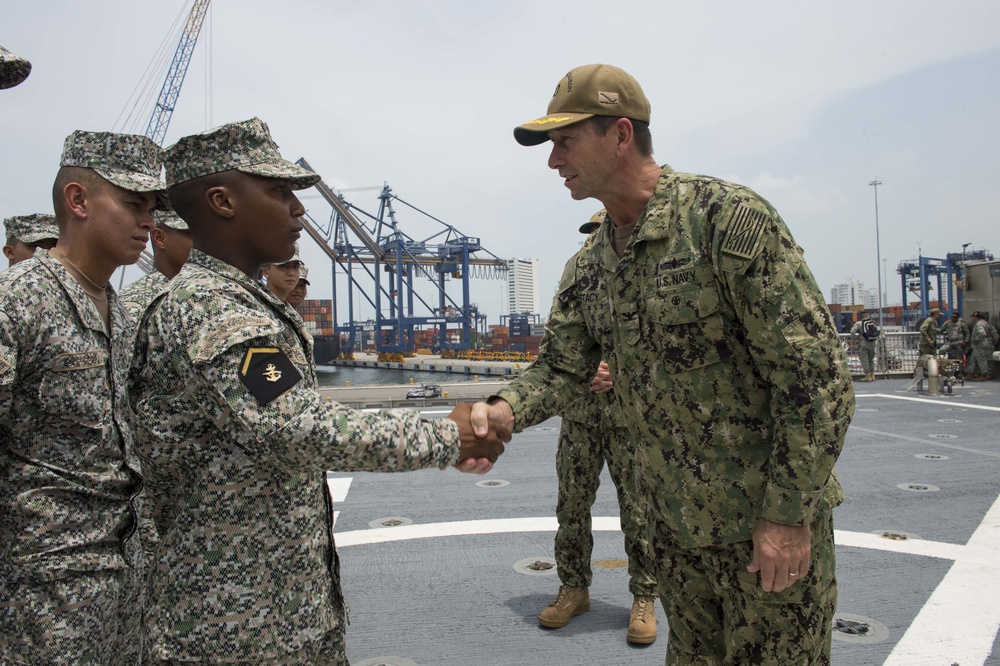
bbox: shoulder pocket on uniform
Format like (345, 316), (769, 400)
(187, 315), (287, 365)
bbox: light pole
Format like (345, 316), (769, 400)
(869, 179), (884, 330)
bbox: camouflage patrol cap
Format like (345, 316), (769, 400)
(514, 64), (651, 146)
(929, 308), (942, 316)
(579, 209), (605, 234)
(298, 264), (310, 285)
(276, 242), (302, 268)
(0, 45), (31, 89)
(163, 117), (320, 190)
(4, 213), (59, 244)
(60, 131), (165, 196)
(153, 208), (189, 231)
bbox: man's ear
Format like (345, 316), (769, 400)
(2, 245), (15, 261)
(205, 185), (236, 219)
(63, 182), (90, 221)
(150, 227), (168, 250)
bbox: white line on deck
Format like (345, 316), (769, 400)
(858, 392), (1000, 412)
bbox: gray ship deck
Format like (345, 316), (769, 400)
(328, 378), (1000, 666)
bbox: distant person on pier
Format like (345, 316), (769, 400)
(3, 213), (59, 267)
(850, 311), (879, 382)
(968, 311), (999, 381)
(120, 208), (192, 322)
(938, 311), (970, 365)
(128, 117), (505, 665)
(286, 263), (310, 309)
(918, 308), (943, 358)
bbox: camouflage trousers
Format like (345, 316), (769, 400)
(648, 507), (837, 665)
(156, 629), (346, 665)
(555, 415), (657, 596)
(0, 566), (141, 666)
(855, 339), (876, 375)
(967, 344), (994, 377)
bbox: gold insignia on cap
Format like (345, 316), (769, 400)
(522, 116), (577, 126)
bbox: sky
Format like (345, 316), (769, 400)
(3, 0), (1000, 327)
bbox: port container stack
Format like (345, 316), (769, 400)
(296, 299), (335, 337)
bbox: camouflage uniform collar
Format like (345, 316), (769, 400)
(32, 248), (115, 336)
(587, 164), (676, 271)
(630, 164), (677, 243)
(186, 249), (263, 291)
(185, 250), (289, 310)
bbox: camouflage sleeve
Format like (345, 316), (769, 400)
(714, 191), (854, 526)
(920, 319), (936, 346)
(497, 251), (600, 431)
(848, 319), (861, 340)
(148, 291), (461, 475)
(0, 311), (17, 416)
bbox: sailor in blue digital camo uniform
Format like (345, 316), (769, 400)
(119, 208), (192, 323)
(480, 64), (855, 664)
(128, 118), (505, 665)
(0, 130), (164, 665)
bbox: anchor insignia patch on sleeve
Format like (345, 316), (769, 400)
(239, 347), (302, 405)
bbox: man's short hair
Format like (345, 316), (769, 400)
(590, 116), (654, 157)
(167, 170), (246, 226)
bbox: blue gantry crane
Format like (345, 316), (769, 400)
(295, 158), (507, 355)
(145, 0), (212, 146)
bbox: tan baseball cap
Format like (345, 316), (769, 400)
(929, 308), (942, 316)
(579, 209), (606, 235)
(514, 64), (651, 147)
(0, 45), (31, 90)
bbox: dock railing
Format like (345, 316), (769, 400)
(838, 331), (929, 376)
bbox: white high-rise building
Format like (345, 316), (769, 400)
(829, 279), (865, 306)
(831, 278), (882, 310)
(507, 258), (541, 316)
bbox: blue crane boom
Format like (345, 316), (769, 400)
(144, 0), (212, 145)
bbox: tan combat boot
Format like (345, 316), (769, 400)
(538, 585), (590, 628)
(869, 373), (877, 381)
(627, 595), (657, 644)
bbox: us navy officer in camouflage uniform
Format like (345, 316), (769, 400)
(0, 131), (163, 665)
(128, 118), (505, 665)
(473, 64), (854, 664)
(539, 213), (657, 643)
(120, 209), (192, 322)
(3, 213), (60, 267)
(541, 357), (658, 643)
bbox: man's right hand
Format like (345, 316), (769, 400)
(470, 399), (514, 444)
(447, 402), (507, 468)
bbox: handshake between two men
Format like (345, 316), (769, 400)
(445, 400), (517, 474)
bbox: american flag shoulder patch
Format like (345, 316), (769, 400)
(722, 204), (770, 259)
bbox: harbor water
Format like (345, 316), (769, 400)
(315, 365), (488, 388)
